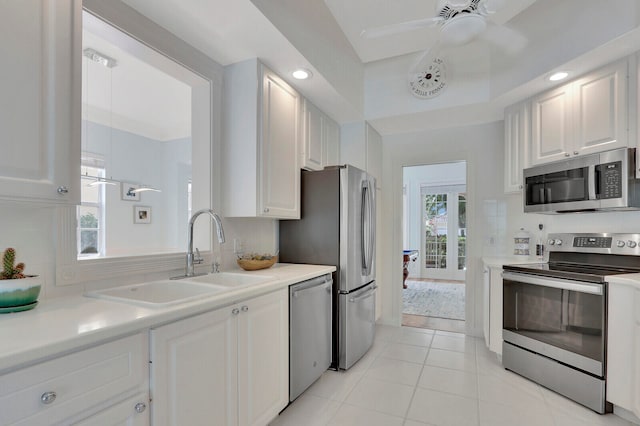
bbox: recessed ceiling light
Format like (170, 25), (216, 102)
(549, 71), (569, 82)
(292, 68), (312, 80)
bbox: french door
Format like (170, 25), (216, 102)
(420, 185), (466, 281)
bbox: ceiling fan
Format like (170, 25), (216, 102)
(362, 0), (527, 99)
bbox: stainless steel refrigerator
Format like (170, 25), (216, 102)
(279, 165), (376, 370)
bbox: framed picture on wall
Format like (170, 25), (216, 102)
(134, 206), (151, 224)
(121, 183), (141, 201)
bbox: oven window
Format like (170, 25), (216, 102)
(503, 278), (604, 363)
(525, 167), (589, 206)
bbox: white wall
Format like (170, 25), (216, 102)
(402, 162), (466, 278)
(380, 121), (504, 336)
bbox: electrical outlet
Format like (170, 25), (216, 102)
(234, 238), (243, 254)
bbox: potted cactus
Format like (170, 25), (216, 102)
(0, 248), (41, 312)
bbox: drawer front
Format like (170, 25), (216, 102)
(0, 333), (148, 426)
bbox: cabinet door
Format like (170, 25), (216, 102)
(488, 266), (503, 354)
(573, 60), (628, 156)
(0, 0), (80, 204)
(530, 84), (573, 165)
(504, 102), (529, 193)
(301, 99), (324, 171)
(483, 266), (490, 348)
(73, 393), (149, 426)
(260, 67), (301, 218)
(150, 308), (238, 426)
(635, 289), (640, 418)
(323, 115), (340, 167)
(237, 289), (288, 426)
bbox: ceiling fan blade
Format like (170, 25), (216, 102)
(361, 16), (444, 39)
(481, 24), (527, 54)
(480, 0), (506, 14)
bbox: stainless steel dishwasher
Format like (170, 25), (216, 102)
(289, 273), (332, 401)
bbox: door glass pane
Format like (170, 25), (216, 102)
(425, 194), (447, 269)
(458, 194), (466, 271)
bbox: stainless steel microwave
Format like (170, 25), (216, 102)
(523, 148), (640, 213)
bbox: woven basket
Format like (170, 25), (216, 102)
(237, 256), (277, 271)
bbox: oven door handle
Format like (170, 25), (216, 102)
(502, 272), (603, 295)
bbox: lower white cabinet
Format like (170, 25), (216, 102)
(0, 333), (149, 426)
(482, 264), (504, 355)
(607, 281), (640, 419)
(150, 288), (289, 426)
(74, 393), (149, 426)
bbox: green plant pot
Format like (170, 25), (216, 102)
(0, 275), (41, 310)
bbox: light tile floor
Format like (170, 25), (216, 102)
(270, 325), (638, 426)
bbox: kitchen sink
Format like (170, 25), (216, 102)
(184, 272), (275, 287)
(85, 280), (229, 307)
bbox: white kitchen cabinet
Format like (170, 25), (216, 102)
(323, 116), (341, 167)
(223, 59), (301, 219)
(606, 281), (640, 420)
(504, 101), (530, 193)
(340, 121), (382, 180)
(74, 393), (149, 426)
(301, 98), (341, 170)
(482, 263), (504, 355)
(530, 59), (628, 166)
(0, 333), (149, 426)
(150, 288), (288, 426)
(0, 0), (81, 204)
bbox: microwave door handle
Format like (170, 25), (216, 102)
(588, 165), (597, 200)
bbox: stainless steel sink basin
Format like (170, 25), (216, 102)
(184, 272), (275, 287)
(85, 280), (228, 307)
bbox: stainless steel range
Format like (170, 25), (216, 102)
(502, 233), (640, 414)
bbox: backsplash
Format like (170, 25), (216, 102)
(0, 202), (278, 299)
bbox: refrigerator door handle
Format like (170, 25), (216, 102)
(361, 180), (374, 276)
(349, 284), (378, 303)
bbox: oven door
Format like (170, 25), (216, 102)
(502, 272), (606, 377)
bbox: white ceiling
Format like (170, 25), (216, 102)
(104, 0), (640, 136)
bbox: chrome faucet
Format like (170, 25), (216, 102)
(186, 209), (225, 277)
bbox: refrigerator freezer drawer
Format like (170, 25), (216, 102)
(289, 274), (333, 401)
(339, 282), (376, 370)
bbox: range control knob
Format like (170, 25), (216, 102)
(627, 241), (637, 248)
(554, 239), (563, 246)
(617, 240), (626, 248)
(548, 239), (556, 246)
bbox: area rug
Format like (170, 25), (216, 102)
(402, 280), (465, 320)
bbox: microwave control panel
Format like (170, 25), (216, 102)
(597, 161), (622, 199)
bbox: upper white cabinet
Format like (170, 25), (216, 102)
(530, 59), (628, 166)
(223, 59), (301, 219)
(301, 99), (341, 170)
(0, 0), (81, 204)
(504, 101), (530, 193)
(150, 289), (288, 426)
(341, 121), (382, 181)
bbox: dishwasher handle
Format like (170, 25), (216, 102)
(291, 274), (332, 298)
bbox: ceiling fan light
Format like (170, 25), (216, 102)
(439, 14), (487, 46)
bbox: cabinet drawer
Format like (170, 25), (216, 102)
(0, 333), (148, 426)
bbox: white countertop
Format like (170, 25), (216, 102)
(607, 272), (640, 289)
(482, 256), (544, 268)
(0, 263), (335, 373)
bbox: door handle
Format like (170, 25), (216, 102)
(349, 284), (377, 303)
